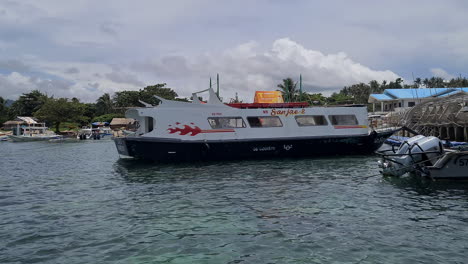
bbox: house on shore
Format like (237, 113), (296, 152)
(368, 87), (468, 113)
(110, 118), (136, 130)
(2, 116), (38, 130)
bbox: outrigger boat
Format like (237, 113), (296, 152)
(8, 123), (62, 142)
(114, 88), (398, 162)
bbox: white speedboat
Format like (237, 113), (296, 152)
(377, 135), (468, 180)
(113, 88), (397, 162)
(77, 127), (102, 140)
(8, 123), (62, 142)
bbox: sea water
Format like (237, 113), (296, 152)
(1, 140), (467, 263)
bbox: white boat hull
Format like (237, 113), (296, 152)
(8, 135), (62, 142)
(425, 150), (468, 179)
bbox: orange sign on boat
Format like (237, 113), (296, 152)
(254, 91), (284, 103)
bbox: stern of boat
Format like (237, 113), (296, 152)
(114, 137), (132, 158)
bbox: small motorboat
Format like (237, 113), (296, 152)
(424, 147), (468, 180)
(77, 127), (102, 140)
(377, 135), (468, 180)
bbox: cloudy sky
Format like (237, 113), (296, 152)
(1, 0), (468, 102)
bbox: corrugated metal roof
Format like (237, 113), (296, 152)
(384, 88), (450, 99)
(370, 94), (393, 100)
(441, 88), (468, 97)
(370, 87), (468, 101)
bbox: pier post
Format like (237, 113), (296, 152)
(440, 126), (447, 139)
(448, 126), (455, 141)
(456, 126), (464, 141)
(465, 126), (468, 142)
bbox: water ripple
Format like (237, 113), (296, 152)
(1, 141), (467, 263)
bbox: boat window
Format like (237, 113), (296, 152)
(328, 115), (358, 125)
(207, 117), (246, 129)
(146, 117), (154, 133)
(295, 115), (328, 126)
(247, 116), (283, 128)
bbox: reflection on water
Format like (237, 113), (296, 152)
(383, 174), (468, 195)
(1, 141), (468, 264)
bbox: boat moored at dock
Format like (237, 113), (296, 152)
(377, 135), (468, 180)
(8, 122), (62, 142)
(114, 88), (398, 162)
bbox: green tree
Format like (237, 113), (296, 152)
(83, 103), (97, 124)
(113, 90), (140, 108)
(0, 97), (9, 125)
(369, 80), (382, 93)
(34, 98), (87, 133)
(9, 90), (48, 117)
(113, 84), (179, 108)
(277, 78), (298, 102)
(447, 77), (468, 88)
(414, 77), (422, 88)
(96, 93), (114, 116)
(341, 83), (371, 104)
(140, 84), (178, 105)
(423, 77), (445, 88)
(387, 78), (404, 89)
(327, 92), (353, 105)
(304, 93), (326, 105)
(93, 113), (124, 123)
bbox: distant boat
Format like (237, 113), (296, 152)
(8, 123), (62, 142)
(77, 126), (112, 140)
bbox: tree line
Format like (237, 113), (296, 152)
(277, 76), (468, 105)
(0, 84), (182, 132)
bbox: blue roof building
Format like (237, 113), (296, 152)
(368, 87), (468, 112)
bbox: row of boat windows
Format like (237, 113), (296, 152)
(207, 115), (358, 129)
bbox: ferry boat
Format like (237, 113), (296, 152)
(114, 88), (397, 162)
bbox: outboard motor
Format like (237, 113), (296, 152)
(378, 136), (444, 177)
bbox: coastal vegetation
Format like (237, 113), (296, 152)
(0, 84), (181, 132)
(1, 76), (467, 131)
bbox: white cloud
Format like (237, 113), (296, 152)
(133, 38), (400, 101)
(430, 68), (455, 80)
(1, 38), (401, 102)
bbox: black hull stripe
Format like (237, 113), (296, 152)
(124, 133), (378, 144)
(114, 131), (395, 162)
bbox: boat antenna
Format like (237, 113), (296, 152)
(412, 72), (420, 103)
(217, 73), (220, 98)
(299, 74), (303, 102)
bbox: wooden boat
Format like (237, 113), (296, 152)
(114, 88), (397, 162)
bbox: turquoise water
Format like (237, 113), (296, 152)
(1, 140), (467, 263)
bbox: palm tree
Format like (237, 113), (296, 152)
(96, 93), (114, 116)
(414, 77), (421, 88)
(277, 78), (298, 102)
